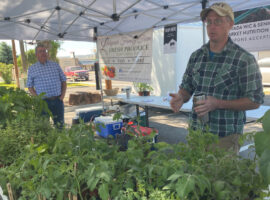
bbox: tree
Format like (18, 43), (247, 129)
(17, 49), (37, 72)
(19, 40), (28, 73)
(0, 62), (13, 84)
(0, 42), (13, 64)
(37, 40), (62, 63)
(49, 41), (61, 63)
(17, 40), (62, 72)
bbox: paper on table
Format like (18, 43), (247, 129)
(163, 91), (174, 102)
(142, 99), (154, 102)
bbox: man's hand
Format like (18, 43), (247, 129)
(169, 93), (184, 113)
(59, 95), (65, 101)
(194, 96), (219, 117)
(28, 87), (37, 96)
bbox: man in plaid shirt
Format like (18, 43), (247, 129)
(170, 2), (264, 152)
(27, 44), (67, 128)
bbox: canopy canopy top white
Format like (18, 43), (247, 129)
(1, 0), (270, 41)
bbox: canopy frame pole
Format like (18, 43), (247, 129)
(94, 27), (105, 112)
(33, 9), (56, 40)
(11, 40), (20, 88)
(64, 0), (110, 18)
(57, 0), (62, 34)
(201, 0), (208, 44)
(60, 1), (96, 38)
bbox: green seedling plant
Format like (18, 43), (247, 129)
(0, 88), (269, 199)
(133, 82), (153, 92)
(0, 87), (49, 127)
(254, 109), (270, 185)
(1, 123), (266, 200)
(0, 87), (52, 167)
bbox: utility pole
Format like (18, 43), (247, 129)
(19, 40), (28, 74)
(11, 40), (20, 88)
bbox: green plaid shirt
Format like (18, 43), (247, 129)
(181, 38), (264, 137)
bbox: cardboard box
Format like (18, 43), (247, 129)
(95, 116), (123, 138)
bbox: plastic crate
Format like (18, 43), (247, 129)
(75, 106), (103, 122)
(95, 116), (123, 138)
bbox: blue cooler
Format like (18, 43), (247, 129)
(75, 106), (103, 123)
(94, 116), (123, 138)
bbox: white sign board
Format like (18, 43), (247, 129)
(97, 29), (153, 83)
(230, 5), (270, 51)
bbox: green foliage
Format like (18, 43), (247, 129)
(0, 87), (51, 166)
(0, 62), (13, 84)
(133, 82), (153, 92)
(0, 42), (13, 64)
(25, 49), (37, 65)
(254, 109), (270, 185)
(0, 89), (269, 199)
(49, 41), (61, 62)
(17, 40), (62, 72)
(0, 112), (52, 166)
(0, 122), (267, 199)
(262, 109), (270, 133)
(0, 86), (50, 127)
(17, 49), (37, 72)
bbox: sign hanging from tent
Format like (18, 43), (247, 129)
(230, 5), (270, 51)
(164, 24), (177, 54)
(97, 29), (153, 83)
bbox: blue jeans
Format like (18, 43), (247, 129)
(44, 98), (64, 128)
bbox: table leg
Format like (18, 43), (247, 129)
(136, 104), (149, 127)
(136, 105), (139, 117)
(145, 106), (149, 127)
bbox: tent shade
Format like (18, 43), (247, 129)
(1, 0), (270, 41)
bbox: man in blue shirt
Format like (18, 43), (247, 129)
(27, 44), (67, 128)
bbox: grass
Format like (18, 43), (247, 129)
(1, 81), (270, 94)
(0, 83), (16, 88)
(0, 82), (92, 88)
(67, 82), (93, 87)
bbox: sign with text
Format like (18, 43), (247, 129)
(230, 5), (270, 51)
(164, 24), (177, 54)
(97, 30), (153, 83)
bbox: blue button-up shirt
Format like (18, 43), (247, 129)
(27, 61), (67, 98)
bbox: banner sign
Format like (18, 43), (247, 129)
(230, 5), (270, 51)
(97, 29), (153, 83)
(164, 24), (177, 54)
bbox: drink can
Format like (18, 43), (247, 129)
(126, 88), (131, 99)
(193, 93), (209, 123)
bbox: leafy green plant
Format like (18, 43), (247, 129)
(0, 63), (13, 84)
(254, 109), (270, 185)
(0, 91), (269, 199)
(0, 42), (13, 64)
(133, 82), (153, 92)
(0, 123), (267, 199)
(0, 111), (52, 166)
(0, 87), (49, 127)
(0, 87), (52, 166)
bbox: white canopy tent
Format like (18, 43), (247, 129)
(1, 0), (270, 41)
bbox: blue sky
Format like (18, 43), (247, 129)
(0, 40), (96, 57)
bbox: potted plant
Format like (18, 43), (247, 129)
(133, 82), (153, 96)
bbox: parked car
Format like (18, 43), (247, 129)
(64, 66), (89, 81)
(258, 58), (270, 86)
